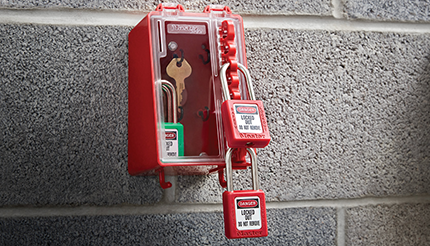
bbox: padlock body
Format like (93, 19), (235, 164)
(222, 189), (268, 239)
(163, 122), (184, 157)
(221, 100), (271, 148)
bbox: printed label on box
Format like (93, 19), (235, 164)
(167, 24), (206, 35)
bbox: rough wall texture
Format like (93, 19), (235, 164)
(346, 204), (430, 245)
(0, 0), (332, 15)
(1, 24), (162, 206)
(179, 29), (430, 203)
(344, 0), (430, 22)
(1, 0), (430, 245)
(0, 208), (336, 245)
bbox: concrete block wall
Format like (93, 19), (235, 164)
(1, 0), (429, 245)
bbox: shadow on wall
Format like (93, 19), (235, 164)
(393, 59), (430, 194)
(363, 55), (430, 196)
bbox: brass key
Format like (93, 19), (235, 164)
(166, 58), (192, 107)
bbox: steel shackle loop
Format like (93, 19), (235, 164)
(162, 84), (172, 122)
(225, 148), (260, 192)
(161, 80), (177, 123)
(219, 63), (256, 102)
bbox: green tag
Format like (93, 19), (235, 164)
(163, 122), (184, 157)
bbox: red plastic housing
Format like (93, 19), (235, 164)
(128, 6), (249, 176)
(222, 190), (268, 239)
(128, 14), (159, 175)
(221, 100), (271, 148)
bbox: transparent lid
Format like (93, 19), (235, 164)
(150, 9), (247, 164)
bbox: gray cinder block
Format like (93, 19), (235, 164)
(0, 0), (332, 16)
(343, 0), (430, 22)
(176, 28), (430, 203)
(176, 175), (223, 203)
(0, 24), (162, 206)
(346, 203), (430, 245)
(0, 208), (336, 245)
(248, 29), (430, 201)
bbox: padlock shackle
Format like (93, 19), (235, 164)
(220, 62), (256, 101)
(161, 80), (177, 123)
(162, 84), (172, 123)
(225, 148), (259, 192)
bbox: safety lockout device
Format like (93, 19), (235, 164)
(220, 63), (270, 148)
(223, 148), (268, 239)
(128, 3), (271, 238)
(128, 4), (249, 184)
(161, 80), (184, 158)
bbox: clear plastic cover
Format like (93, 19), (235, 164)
(150, 10), (246, 164)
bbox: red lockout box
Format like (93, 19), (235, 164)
(128, 4), (249, 176)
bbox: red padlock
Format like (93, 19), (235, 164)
(220, 63), (271, 148)
(222, 148), (268, 239)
